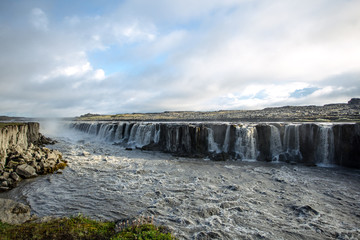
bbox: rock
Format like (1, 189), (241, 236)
(0, 198), (32, 224)
(195, 231), (222, 240)
(10, 172), (21, 182)
(16, 164), (37, 178)
(2, 171), (10, 179)
(198, 206), (220, 218)
(1, 180), (8, 187)
(291, 205), (319, 218)
(79, 151), (90, 156)
(0, 187), (10, 192)
(46, 151), (57, 161)
(224, 185), (239, 191)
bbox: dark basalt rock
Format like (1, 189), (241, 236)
(71, 122), (360, 169)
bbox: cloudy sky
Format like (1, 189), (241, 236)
(1, 0), (360, 117)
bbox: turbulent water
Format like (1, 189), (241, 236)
(1, 122), (360, 239)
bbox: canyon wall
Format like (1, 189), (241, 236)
(0, 123), (41, 167)
(70, 122), (360, 168)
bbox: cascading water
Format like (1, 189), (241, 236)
(270, 125), (282, 161)
(316, 125), (335, 165)
(114, 123), (125, 141)
(207, 128), (220, 153)
(234, 125), (258, 160)
(222, 125), (231, 153)
(283, 124), (302, 161)
(69, 121), (359, 168)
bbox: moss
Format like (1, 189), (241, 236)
(0, 216), (177, 240)
(55, 162), (68, 170)
(111, 224), (175, 240)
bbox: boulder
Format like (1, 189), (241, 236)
(0, 198), (32, 224)
(46, 151), (57, 161)
(10, 172), (21, 182)
(16, 164), (37, 178)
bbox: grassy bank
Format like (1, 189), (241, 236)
(0, 215), (176, 240)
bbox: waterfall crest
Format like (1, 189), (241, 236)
(69, 122), (360, 168)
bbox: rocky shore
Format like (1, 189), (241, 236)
(0, 122), (67, 192)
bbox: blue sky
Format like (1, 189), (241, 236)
(0, 0), (360, 117)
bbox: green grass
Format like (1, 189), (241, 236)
(0, 216), (176, 240)
(111, 224), (175, 240)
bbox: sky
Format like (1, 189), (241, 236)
(0, 0), (360, 117)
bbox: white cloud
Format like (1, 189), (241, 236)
(93, 69), (105, 81)
(30, 8), (48, 31)
(1, 0), (360, 117)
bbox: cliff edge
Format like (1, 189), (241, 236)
(0, 122), (67, 192)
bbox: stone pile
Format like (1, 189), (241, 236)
(0, 144), (67, 192)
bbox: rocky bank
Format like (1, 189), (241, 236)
(0, 122), (67, 192)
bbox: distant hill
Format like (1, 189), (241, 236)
(76, 98), (360, 122)
(0, 116), (27, 122)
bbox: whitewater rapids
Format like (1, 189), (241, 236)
(1, 124), (360, 239)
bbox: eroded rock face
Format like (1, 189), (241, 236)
(0, 123), (67, 192)
(0, 198), (31, 224)
(0, 123), (41, 168)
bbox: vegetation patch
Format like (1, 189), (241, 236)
(0, 215), (176, 240)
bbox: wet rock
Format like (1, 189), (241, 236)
(199, 206), (220, 218)
(291, 205), (319, 218)
(220, 201), (238, 209)
(195, 231), (222, 240)
(0, 186), (10, 191)
(0, 198), (32, 224)
(1, 180), (8, 187)
(16, 164), (37, 178)
(10, 172), (21, 181)
(224, 185), (239, 191)
(46, 151), (57, 161)
(79, 151), (90, 156)
(2, 171), (10, 179)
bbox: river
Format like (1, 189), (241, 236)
(1, 122), (360, 239)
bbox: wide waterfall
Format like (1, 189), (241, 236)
(69, 121), (360, 168)
(2, 120), (358, 239)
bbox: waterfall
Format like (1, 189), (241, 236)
(222, 125), (231, 153)
(97, 124), (116, 141)
(283, 124), (301, 156)
(234, 125), (257, 160)
(154, 125), (160, 144)
(208, 128), (220, 153)
(316, 124), (335, 165)
(270, 125), (282, 161)
(87, 123), (98, 135)
(68, 121), (358, 168)
(113, 123), (124, 141)
(132, 124), (155, 147)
